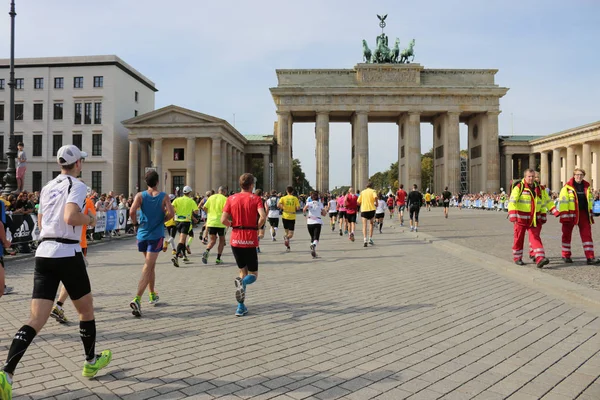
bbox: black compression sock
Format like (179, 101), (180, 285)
(217, 254), (221, 260)
(56, 301), (64, 307)
(80, 320), (96, 362)
(3, 325), (37, 374)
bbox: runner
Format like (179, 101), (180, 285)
(387, 194), (395, 219)
(303, 191), (326, 258)
(357, 182), (378, 247)
(375, 193), (387, 234)
(327, 195), (338, 231)
(396, 184), (407, 226)
(163, 194), (178, 255)
(278, 186), (300, 252)
(407, 184), (423, 232)
(170, 186), (199, 267)
(442, 186), (452, 219)
(344, 188), (358, 242)
(201, 186), (228, 265)
(199, 191), (212, 245)
(424, 190), (432, 211)
(337, 191), (347, 236)
(0, 145), (111, 400)
(221, 173), (266, 317)
(266, 190), (280, 241)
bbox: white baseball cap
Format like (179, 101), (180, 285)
(183, 186), (193, 194)
(57, 144), (87, 166)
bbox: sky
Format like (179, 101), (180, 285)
(1, 0), (598, 188)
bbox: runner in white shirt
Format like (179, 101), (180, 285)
(327, 197), (338, 231)
(265, 190), (280, 241)
(375, 194), (387, 234)
(303, 191), (326, 258)
(0, 145), (112, 399)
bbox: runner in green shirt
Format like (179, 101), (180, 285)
(201, 186), (228, 265)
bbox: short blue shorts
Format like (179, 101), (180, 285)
(137, 237), (164, 253)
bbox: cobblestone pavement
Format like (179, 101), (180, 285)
(1, 215), (599, 399)
(410, 207), (600, 291)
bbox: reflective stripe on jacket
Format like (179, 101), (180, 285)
(508, 180), (545, 227)
(558, 178), (594, 225)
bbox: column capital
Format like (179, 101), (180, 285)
(316, 111), (330, 116)
(446, 111), (461, 117)
(486, 110), (501, 116)
(276, 110), (291, 116)
(129, 138), (139, 144)
(152, 137), (163, 144)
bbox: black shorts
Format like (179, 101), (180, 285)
(361, 210), (376, 220)
(167, 225), (177, 238)
(410, 207), (420, 222)
(176, 222), (191, 234)
(268, 218), (279, 228)
(387, 207), (394, 212)
(329, 211), (338, 217)
(338, 211), (347, 219)
(208, 227), (225, 237)
(375, 213), (385, 219)
(346, 213), (357, 223)
(282, 219), (296, 231)
(443, 200), (450, 208)
(33, 252), (90, 301)
(231, 246), (258, 272)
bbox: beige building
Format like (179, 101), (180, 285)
(124, 105), (273, 195)
(0, 55), (156, 194)
(501, 120), (600, 192)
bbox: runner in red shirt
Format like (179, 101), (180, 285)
(386, 195), (395, 219)
(396, 184), (408, 226)
(221, 173), (266, 317)
(344, 188), (359, 242)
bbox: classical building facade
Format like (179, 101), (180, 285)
(270, 63), (509, 194)
(124, 105), (273, 195)
(0, 55), (156, 194)
(501, 120), (600, 192)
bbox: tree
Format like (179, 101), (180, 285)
(368, 161), (399, 192)
(292, 158), (314, 195)
(421, 154), (433, 192)
(249, 157), (263, 190)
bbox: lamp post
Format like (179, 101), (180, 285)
(2, 0), (17, 194)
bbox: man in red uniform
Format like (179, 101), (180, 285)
(396, 184), (407, 226)
(221, 173), (267, 317)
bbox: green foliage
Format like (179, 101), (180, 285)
(249, 157), (263, 189)
(368, 161), (399, 192)
(292, 159), (314, 195)
(421, 152), (433, 191)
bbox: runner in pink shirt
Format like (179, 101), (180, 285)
(337, 192), (347, 236)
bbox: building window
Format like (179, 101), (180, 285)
(93, 76), (103, 88)
(173, 148), (184, 161)
(435, 145), (444, 160)
(92, 171), (102, 193)
(92, 134), (102, 156)
(54, 77), (64, 89)
(33, 135), (42, 157)
(52, 171), (61, 179)
(0, 136), (4, 158)
(172, 175), (185, 194)
(0, 79), (4, 89)
(0, 104), (4, 121)
(401, 145), (405, 159)
(53, 103), (63, 120)
(134, 110), (138, 117)
(74, 103), (82, 124)
(14, 104), (23, 120)
(33, 103), (43, 120)
(135, 91), (139, 102)
(74, 77), (83, 88)
(84, 103), (92, 124)
(72, 134), (82, 150)
(52, 135), (63, 156)
(32, 171), (43, 192)
(34, 78), (44, 89)
(94, 103), (102, 124)
(15, 78), (24, 89)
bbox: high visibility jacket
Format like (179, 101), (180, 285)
(508, 180), (555, 227)
(537, 185), (558, 224)
(558, 178), (594, 225)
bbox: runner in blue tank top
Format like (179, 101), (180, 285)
(128, 170), (174, 318)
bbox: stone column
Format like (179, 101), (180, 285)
(263, 153), (270, 191)
(315, 112), (330, 192)
(355, 111), (369, 190)
(397, 117), (403, 188)
(582, 142), (592, 177)
(446, 112), (460, 194)
(186, 137), (196, 191)
(211, 137), (221, 190)
(485, 111), (500, 193)
(276, 111), (291, 191)
(233, 148), (238, 190)
(221, 140), (227, 187)
(407, 112), (421, 188)
(566, 145), (575, 177)
(227, 144), (234, 191)
(139, 140), (149, 186)
(152, 138), (163, 191)
(505, 153), (512, 190)
(529, 153), (536, 171)
(351, 114), (357, 189)
(552, 148), (561, 191)
(540, 151), (549, 187)
(128, 139), (139, 195)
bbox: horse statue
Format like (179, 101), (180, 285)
(362, 39), (372, 63)
(373, 35), (391, 63)
(399, 39), (415, 63)
(389, 38), (400, 63)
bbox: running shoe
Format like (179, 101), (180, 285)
(284, 236), (290, 248)
(3, 286), (13, 295)
(400, 223), (404, 227)
(410, 227), (414, 232)
(339, 229), (342, 236)
(216, 259), (223, 265)
(415, 228), (418, 232)
(562, 257), (573, 263)
(50, 305), (68, 323)
(235, 303), (248, 317)
(171, 257), (179, 268)
(202, 238), (208, 245)
(514, 259), (525, 266)
(369, 238), (374, 246)
(536, 258), (550, 269)
(331, 225), (335, 231)
(201, 250), (209, 264)
(148, 292), (160, 305)
(130, 298), (142, 317)
(0, 371), (12, 400)
(186, 245), (192, 254)
(234, 277), (245, 303)
(162, 242), (168, 252)
(344, 230), (348, 235)
(286, 246), (291, 252)
(310, 244), (317, 258)
(363, 241), (368, 248)
(82, 350), (112, 378)
(587, 258), (600, 265)
(529, 255), (535, 260)
(349, 232), (355, 242)
(183, 256), (190, 262)
(171, 249), (177, 256)
(272, 237), (276, 242)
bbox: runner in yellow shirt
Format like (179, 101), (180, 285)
(357, 182), (378, 247)
(278, 186), (300, 252)
(171, 186), (199, 267)
(201, 186), (228, 265)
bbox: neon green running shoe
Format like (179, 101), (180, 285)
(82, 350), (112, 378)
(148, 292), (160, 305)
(0, 371), (12, 400)
(216, 259), (223, 265)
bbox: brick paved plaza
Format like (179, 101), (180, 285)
(1, 211), (600, 400)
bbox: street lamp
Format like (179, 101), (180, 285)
(2, 0), (17, 194)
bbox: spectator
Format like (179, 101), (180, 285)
(16, 141), (27, 192)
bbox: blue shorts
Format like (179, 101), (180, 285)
(137, 237), (164, 253)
